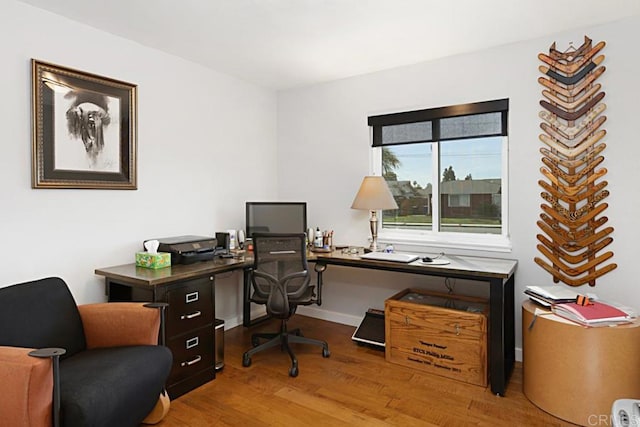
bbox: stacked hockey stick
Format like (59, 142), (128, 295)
(535, 36), (616, 287)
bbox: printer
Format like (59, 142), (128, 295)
(146, 235), (218, 265)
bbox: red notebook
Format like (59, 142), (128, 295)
(552, 301), (630, 325)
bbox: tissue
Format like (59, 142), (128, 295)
(136, 240), (170, 269)
(144, 239), (160, 254)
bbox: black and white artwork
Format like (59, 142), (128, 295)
(54, 89), (120, 172)
(32, 60), (137, 189)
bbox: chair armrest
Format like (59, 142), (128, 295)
(78, 302), (161, 349)
(0, 346), (52, 427)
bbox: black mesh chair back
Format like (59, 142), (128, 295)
(250, 233), (311, 318)
(243, 233), (330, 377)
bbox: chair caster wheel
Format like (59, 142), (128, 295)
(289, 365), (299, 377)
(251, 337), (260, 347)
(242, 354), (251, 367)
(322, 348), (331, 358)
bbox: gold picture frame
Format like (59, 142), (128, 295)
(31, 59), (137, 189)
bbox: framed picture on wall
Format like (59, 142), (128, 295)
(31, 59), (137, 189)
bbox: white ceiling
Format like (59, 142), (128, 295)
(18, 0), (640, 90)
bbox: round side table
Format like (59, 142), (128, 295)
(522, 300), (640, 426)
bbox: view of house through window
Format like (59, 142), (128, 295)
(381, 137), (503, 234)
(369, 99), (508, 238)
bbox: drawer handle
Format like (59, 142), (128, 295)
(185, 291), (199, 303)
(186, 337), (199, 349)
(180, 355), (202, 367)
(180, 311), (202, 320)
(455, 324), (460, 336)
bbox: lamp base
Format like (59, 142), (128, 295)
(369, 211), (379, 252)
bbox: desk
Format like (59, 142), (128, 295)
(246, 250), (517, 396)
(97, 250), (516, 397)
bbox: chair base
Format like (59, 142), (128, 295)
(242, 320), (330, 377)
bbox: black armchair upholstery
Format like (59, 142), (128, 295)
(242, 233), (330, 376)
(0, 277), (172, 427)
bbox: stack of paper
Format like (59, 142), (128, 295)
(551, 301), (634, 327)
(525, 285), (579, 307)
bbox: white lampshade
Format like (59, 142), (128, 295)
(351, 176), (398, 210)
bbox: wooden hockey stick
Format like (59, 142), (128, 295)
(538, 66), (606, 98)
(540, 92), (605, 121)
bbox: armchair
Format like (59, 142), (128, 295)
(242, 233), (330, 377)
(0, 277), (172, 427)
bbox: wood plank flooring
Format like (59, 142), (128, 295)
(157, 316), (575, 426)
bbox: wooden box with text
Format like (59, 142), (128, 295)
(385, 288), (488, 387)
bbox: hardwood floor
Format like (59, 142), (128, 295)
(157, 316), (575, 426)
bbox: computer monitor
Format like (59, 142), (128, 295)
(245, 202), (307, 238)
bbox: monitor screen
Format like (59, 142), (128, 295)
(245, 202), (307, 238)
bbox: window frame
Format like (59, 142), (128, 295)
(368, 99), (511, 253)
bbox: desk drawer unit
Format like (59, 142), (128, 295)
(385, 288), (488, 387)
(168, 325), (215, 384)
(165, 277), (214, 339)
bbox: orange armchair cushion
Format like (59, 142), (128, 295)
(78, 302), (161, 349)
(0, 346), (52, 427)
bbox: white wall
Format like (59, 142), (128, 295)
(0, 1), (278, 328)
(277, 15), (640, 355)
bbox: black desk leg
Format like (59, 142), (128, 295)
(242, 267), (270, 327)
(489, 275), (515, 396)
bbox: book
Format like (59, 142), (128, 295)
(551, 301), (632, 326)
(524, 285), (578, 307)
(525, 285), (579, 302)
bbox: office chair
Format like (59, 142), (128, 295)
(242, 233), (330, 377)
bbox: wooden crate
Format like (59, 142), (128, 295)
(385, 288), (488, 387)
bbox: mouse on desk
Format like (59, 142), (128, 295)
(422, 257), (433, 263)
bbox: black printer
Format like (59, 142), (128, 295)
(145, 235), (218, 265)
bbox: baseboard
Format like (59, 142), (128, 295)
(295, 305), (363, 327)
(219, 307), (266, 330)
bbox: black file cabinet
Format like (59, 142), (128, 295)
(104, 274), (216, 399)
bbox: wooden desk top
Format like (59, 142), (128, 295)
(311, 250), (517, 280)
(95, 249), (516, 288)
(95, 256), (251, 287)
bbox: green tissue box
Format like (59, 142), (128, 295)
(135, 252), (171, 269)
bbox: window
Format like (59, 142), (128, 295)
(368, 99), (509, 250)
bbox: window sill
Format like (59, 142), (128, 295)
(377, 231), (512, 254)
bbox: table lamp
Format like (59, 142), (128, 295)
(351, 176), (398, 252)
